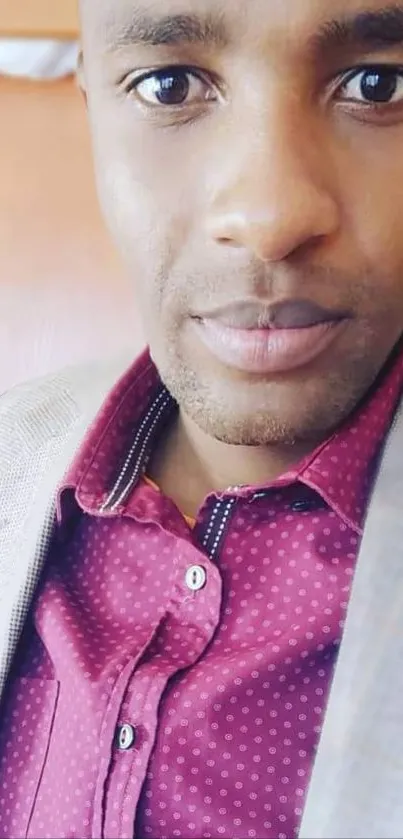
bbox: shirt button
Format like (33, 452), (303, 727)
(116, 723), (136, 751)
(185, 565), (207, 591)
(291, 499), (314, 513)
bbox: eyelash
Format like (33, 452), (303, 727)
(336, 63), (403, 103)
(125, 65), (219, 106)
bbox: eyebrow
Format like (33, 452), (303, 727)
(105, 10), (229, 50)
(104, 5), (403, 58)
(312, 5), (403, 56)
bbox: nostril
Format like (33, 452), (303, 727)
(216, 236), (243, 248)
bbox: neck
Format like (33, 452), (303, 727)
(149, 410), (316, 518)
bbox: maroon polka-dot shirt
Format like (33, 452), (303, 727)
(1, 349), (403, 839)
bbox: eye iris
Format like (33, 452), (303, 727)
(360, 69), (397, 102)
(154, 71), (190, 105)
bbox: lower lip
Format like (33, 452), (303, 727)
(193, 318), (347, 375)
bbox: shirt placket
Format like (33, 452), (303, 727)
(101, 671), (170, 839)
(90, 620), (168, 839)
(99, 540), (223, 839)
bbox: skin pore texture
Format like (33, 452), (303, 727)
(79, 0), (403, 513)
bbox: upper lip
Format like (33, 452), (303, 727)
(194, 299), (351, 330)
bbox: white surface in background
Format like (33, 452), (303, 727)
(0, 39), (78, 78)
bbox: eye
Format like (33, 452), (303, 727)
(129, 66), (217, 107)
(339, 65), (403, 105)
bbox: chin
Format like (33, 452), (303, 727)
(175, 384), (317, 447)
(157, 345), (372, 448)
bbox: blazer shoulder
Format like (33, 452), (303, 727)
(0, 352), (133, 467)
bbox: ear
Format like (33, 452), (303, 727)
(76, 48), (87, 105)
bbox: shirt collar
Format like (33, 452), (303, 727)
(58, 345), (403, 536)
(57, 348), (169, 520)
(286, 348), (403, 534)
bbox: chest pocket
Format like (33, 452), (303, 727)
(0, 678), (59, 839)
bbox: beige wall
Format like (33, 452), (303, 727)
(0, 75), (144, 391)
(0, 0), (79, 38)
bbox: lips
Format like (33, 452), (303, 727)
(195, 299), (348, 331)
(192, 298), (350, 375)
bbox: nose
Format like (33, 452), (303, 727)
(205, 118), (340, 263)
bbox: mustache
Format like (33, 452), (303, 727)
(168, 259), (373, 311)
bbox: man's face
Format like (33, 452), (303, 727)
(80, 0), (403, 446)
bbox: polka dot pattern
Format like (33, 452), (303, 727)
(1, 348), (403, 839)
(0, 678), (59, 838)
(135, 497), (354, 839)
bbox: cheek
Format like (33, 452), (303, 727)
(92, 144), (197, 352)
(340, 127), (403, 285)
(88, 92), (206, 258)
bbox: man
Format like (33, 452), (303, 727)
(1, 0), (403, 836)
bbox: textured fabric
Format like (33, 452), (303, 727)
(0, 350), (403, 838)
(1, 350), (403, 839)
(1, 485), (355, 839)
(0, 353), (132, 698)
(299, 394), (403, 838)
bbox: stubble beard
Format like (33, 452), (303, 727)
(155, 339), (382, 450)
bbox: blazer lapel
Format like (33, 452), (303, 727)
(300, 401), (403, 838)
(0, 354), (131, 703)
(0, 387), (86, 700)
